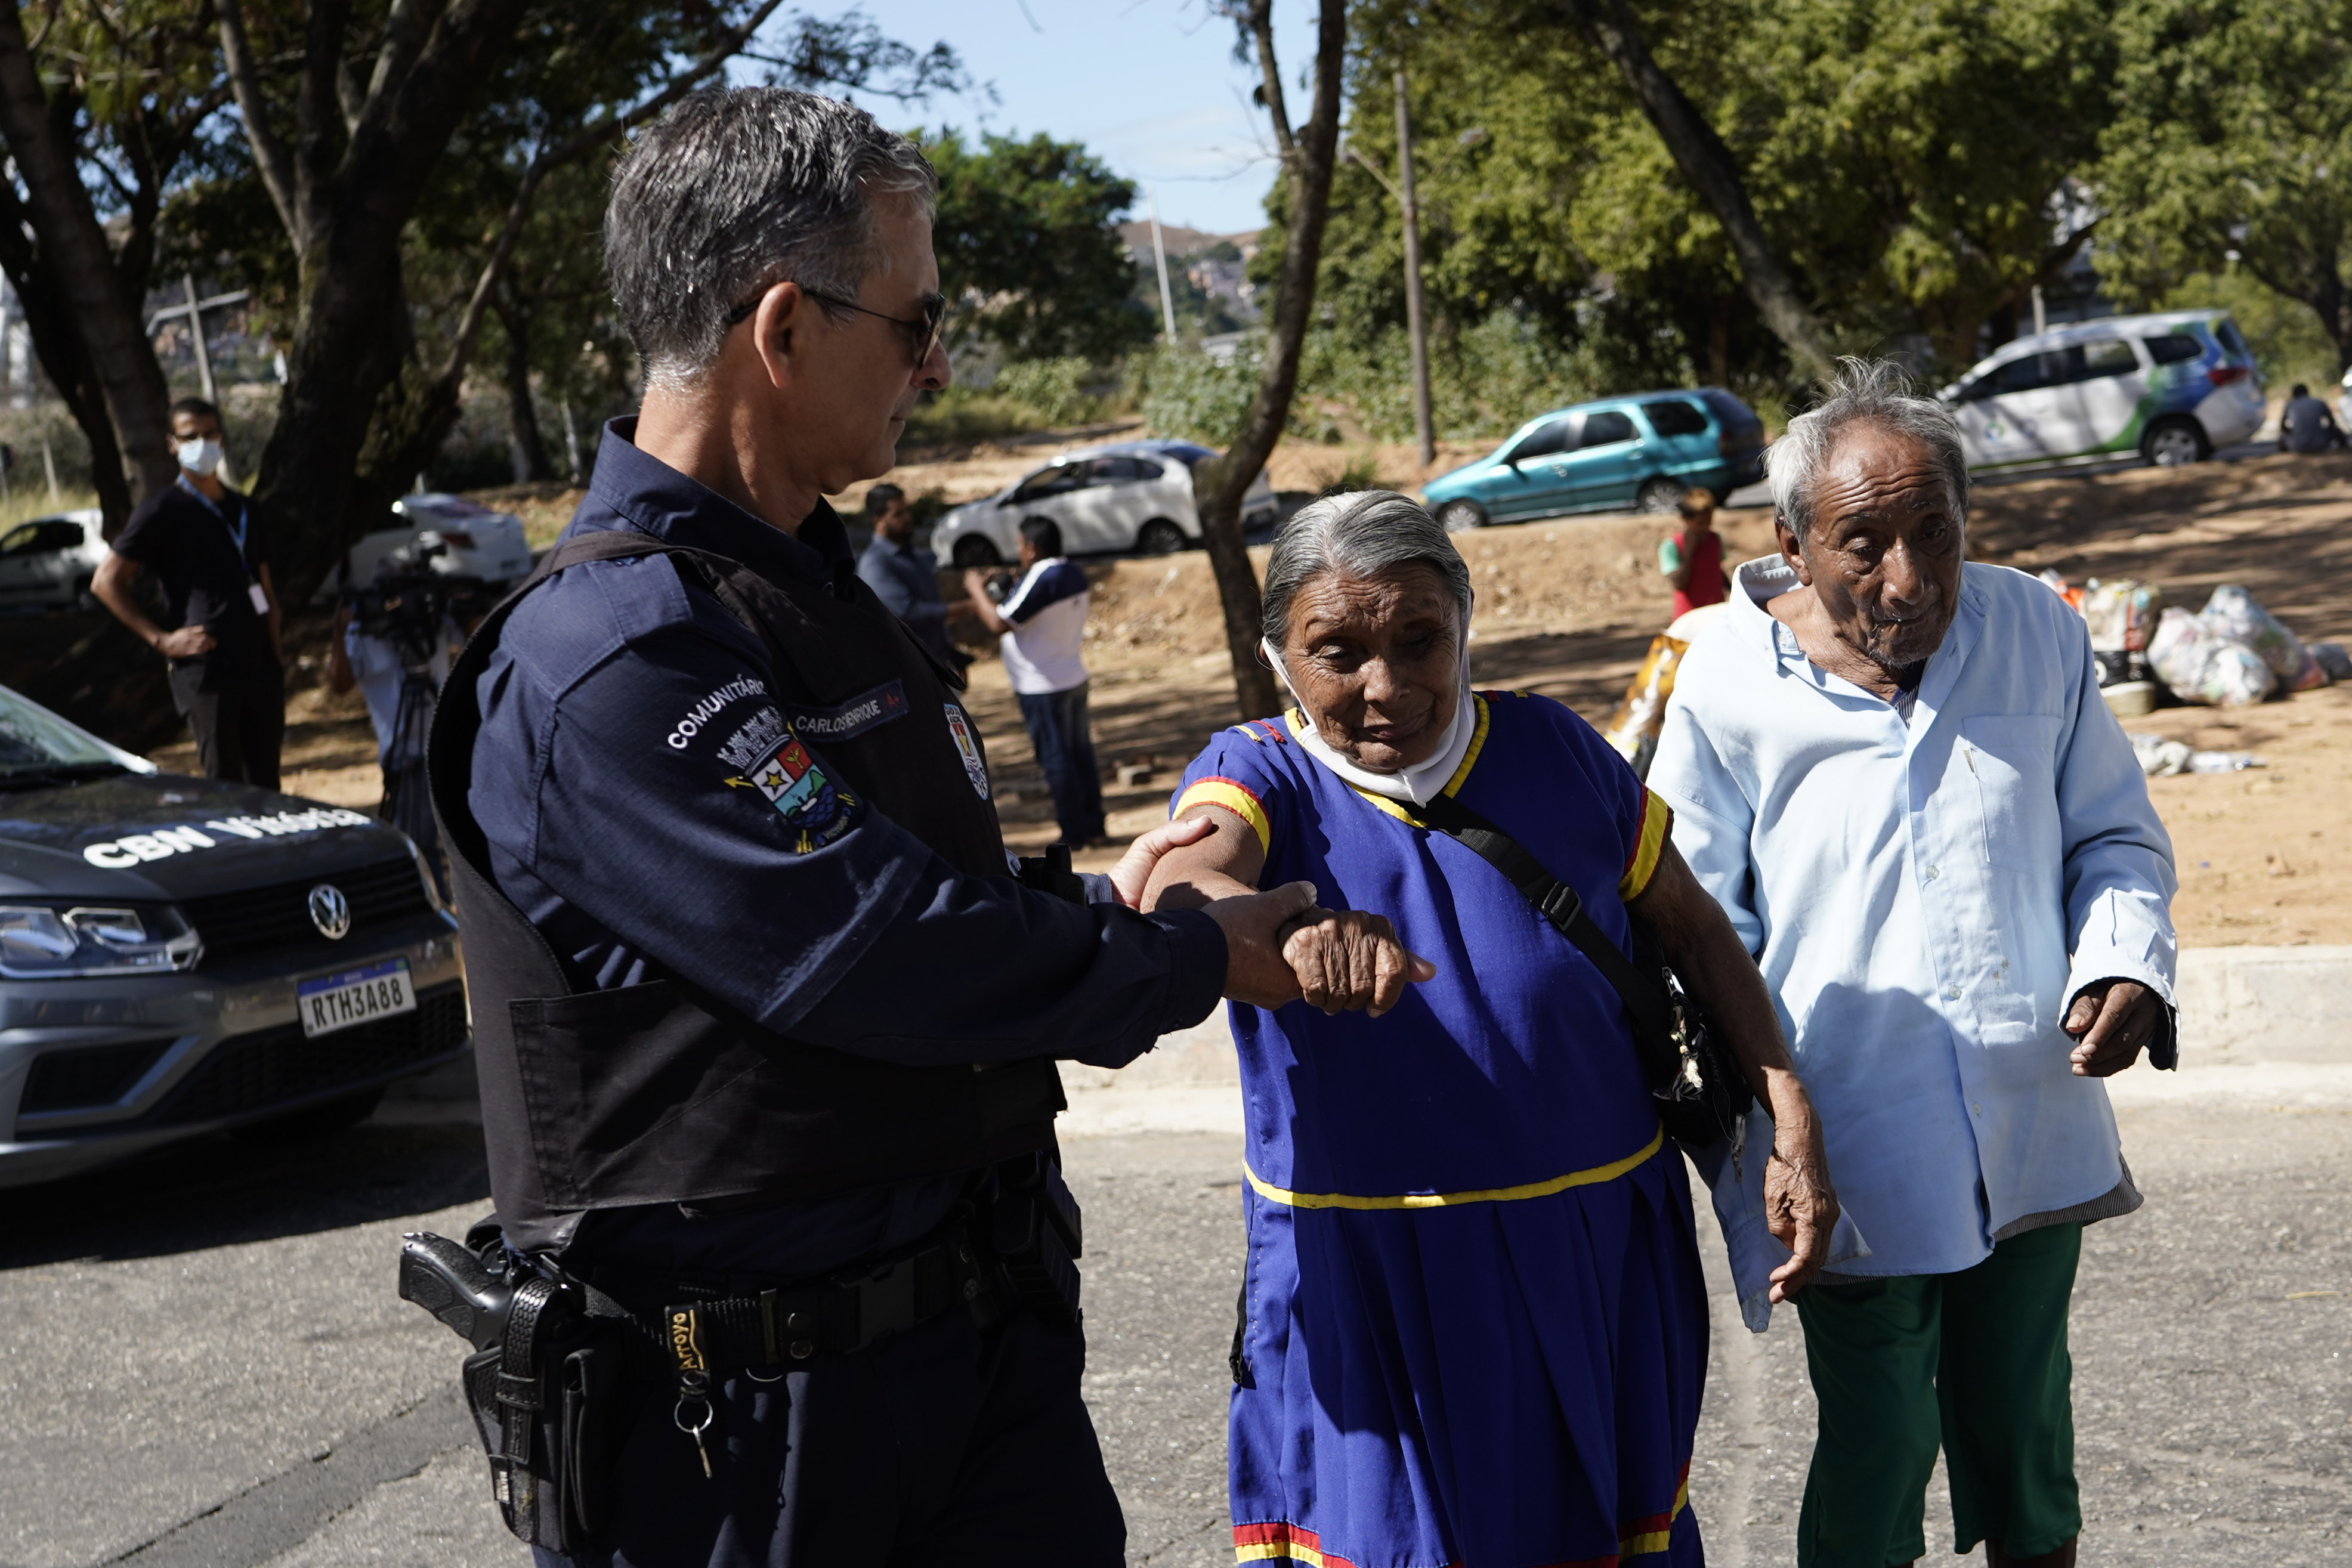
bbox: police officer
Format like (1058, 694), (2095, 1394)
(426, 88), (1368, 1567)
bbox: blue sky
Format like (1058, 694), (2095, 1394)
(825, 0), (1321, 234)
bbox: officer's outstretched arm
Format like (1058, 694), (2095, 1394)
(1146, 803), (1433, 1016)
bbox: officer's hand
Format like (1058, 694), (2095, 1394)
(156, 625), (215, 658)
(1105, 814), (1217, 910)
(1204, 880), (1321, 1009)
(1282, 908), (1435, 1018)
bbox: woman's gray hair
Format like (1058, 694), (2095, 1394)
(605, 88), (936, 393)
(1766, 357), (1970, 542)
(1262, 490), (1473, 646)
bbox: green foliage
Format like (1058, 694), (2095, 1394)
(1130, 342), (1272, 446)
(1296, 315), (1599, 444)
(2158, 268), (2342, 389)
(925, 127), (1157, 363)
(1315, 454), (1381, 497)
(1298, 0), (2124, 436)
(991, 358), (1101, 426)
(1130, 314), (1593, 449)
(2096, 0), (2352, 372)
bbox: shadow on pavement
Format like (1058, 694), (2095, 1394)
(0, 1073), (490, 1269)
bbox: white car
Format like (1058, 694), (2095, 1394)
(1941, 309), (2266, 472)
(0, 509), (105, 612)
(326, 493), (534, 596)
(931, 441), (1279, 568)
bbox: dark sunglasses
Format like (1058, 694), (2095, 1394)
(724, 283), (948, 366)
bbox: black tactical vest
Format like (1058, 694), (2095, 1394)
(428, 527), (1065, 1254)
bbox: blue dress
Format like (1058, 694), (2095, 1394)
(1173, 692), (1710, 1568)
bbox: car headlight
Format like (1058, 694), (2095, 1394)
(0, 904), (202, 978)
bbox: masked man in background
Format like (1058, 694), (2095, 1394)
(92, 397), (285, 787)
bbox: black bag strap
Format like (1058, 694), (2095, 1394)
(1400, 790), (1680, 1090)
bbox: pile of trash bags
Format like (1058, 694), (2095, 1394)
(2150, 585), (2342, 707)
(2039, 571), (2350, 709)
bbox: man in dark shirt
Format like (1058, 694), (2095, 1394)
(438, 88), (1380, 1568)
(854, 480), (961, 664)
(92, 396), (284, 787)
(2279, 382), (2345, 454)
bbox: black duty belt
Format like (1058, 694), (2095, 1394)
(592, 1227), (990, 1377)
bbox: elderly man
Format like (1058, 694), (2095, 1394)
(426, 88), (1330, 1567)
(1649, 360), (2176, 1568)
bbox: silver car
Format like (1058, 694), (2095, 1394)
(0, 686), (465, 1187)
(0, 509), (106, 612)
(931, 440), (1279, 568)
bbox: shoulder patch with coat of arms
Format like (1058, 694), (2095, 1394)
(722, 721), (863, 853)
(943, 703), (990, 799)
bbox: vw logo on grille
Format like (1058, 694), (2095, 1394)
(307, 883), (352, 941)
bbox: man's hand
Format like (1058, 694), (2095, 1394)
(2064, 977), (2165, 1076)
(156, 625), (216, 658)
(1281, 909), (1435, 1018)
(1760, 1085), (1839, 1301)
(1104, 815), (1216, 910)
(1203, 880), (1322, 1009)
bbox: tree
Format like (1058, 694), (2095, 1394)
(2097, 0), (2352, 373)
(1304, 0), (2120, 420)
(1197, 0), (1347, 723)
(212, 0), (813, 599)
(0, 3), (962, 599)
(0, 1), (227, 523)
(1554, 0), (1835, 381)
(925, 128), (1155, 364)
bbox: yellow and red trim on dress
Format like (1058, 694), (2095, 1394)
(1233, 1461), (1690, 1563)
(1176, 775), (1272, 855)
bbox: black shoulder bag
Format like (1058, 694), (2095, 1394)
(1402, 791), (1754, 1153)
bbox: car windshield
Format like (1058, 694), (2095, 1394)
(0, 686), (126, 782)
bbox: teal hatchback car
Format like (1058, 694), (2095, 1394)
(1419, 388), (1767, 531)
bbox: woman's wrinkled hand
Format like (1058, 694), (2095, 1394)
(1763, 1103), (1839, 1302)
(1280, 908), (1436, 1018)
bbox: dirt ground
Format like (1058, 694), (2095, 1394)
(126, 447), (2352, 947)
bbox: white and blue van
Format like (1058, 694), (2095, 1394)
(1940, 310), (2265, 471)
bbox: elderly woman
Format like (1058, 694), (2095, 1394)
(1143, 490), (1838, 1568)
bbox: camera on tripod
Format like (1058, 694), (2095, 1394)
(343, 536), (493, 667)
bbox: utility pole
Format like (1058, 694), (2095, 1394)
(181, 274), (217, 406)
(148, 278), (250, 484)
(1148, 188), (1179, 345)
(1395, 70), (1434, 467)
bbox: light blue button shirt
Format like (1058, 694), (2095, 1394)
(1650, 556), (2177, 1329)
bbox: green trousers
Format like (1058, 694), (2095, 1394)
(1791, 1223), (2082, 1568)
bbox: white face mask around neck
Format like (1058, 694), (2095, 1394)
(1261, 636), (1476, 805)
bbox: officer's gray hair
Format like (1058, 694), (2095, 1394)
(1262, 490), (1473, 647)
(605, 88), (937, 393)
(1767, 357), (1970, 543)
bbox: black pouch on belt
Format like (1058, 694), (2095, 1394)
(401, 1221), (636, 1554)
(987, 1151), (1084, 1325)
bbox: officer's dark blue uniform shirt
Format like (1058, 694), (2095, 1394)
(469, 421), (1225, 1276)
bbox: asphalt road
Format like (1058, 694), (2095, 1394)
(2, 1077), (2345, 1567)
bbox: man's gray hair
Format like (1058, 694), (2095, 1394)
(1262, 490), (1473, 646)
(605, 88), (936, 392)
(1767, 357), (1970, 542)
